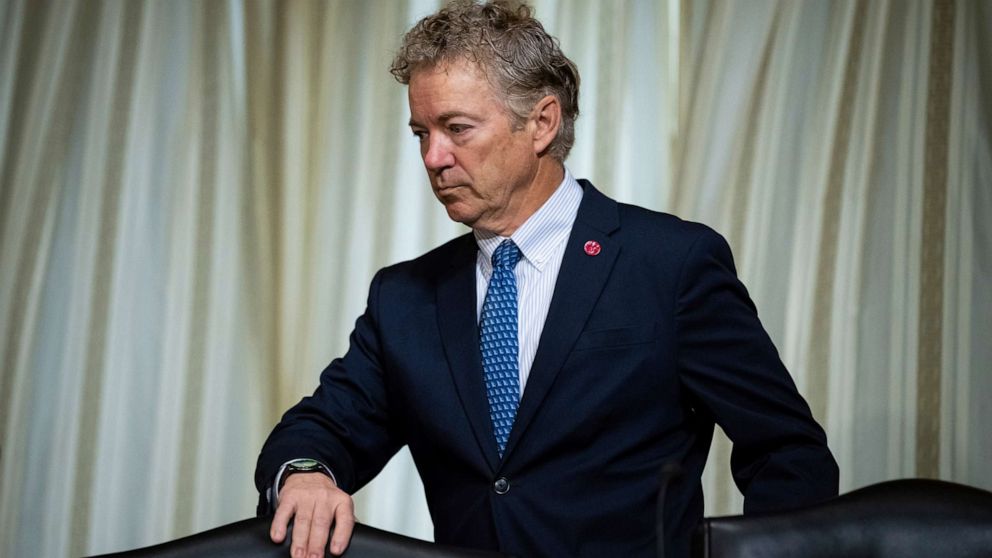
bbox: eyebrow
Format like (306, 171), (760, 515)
(408, 110), (479, 127)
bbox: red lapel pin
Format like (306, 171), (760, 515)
(583, 240), (601, 256)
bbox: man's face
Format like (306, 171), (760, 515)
(408, 59), (541, 236)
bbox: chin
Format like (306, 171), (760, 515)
(442, 203), (480, 227)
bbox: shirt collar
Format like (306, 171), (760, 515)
(475, 168), (583, 272)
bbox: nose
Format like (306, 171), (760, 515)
(422, 134), (454, 172)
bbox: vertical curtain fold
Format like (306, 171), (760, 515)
(916, 0), (955, 479)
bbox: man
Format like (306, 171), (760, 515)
(255, 2), (839, 558)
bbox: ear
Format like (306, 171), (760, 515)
(529, 95), (561, 156)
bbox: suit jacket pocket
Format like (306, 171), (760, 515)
(573, 323), (658, 351)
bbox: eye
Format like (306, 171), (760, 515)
(411, 129), (427, 142)
(448, 123), (471, 134)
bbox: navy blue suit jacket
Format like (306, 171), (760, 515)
(256, 181), (839, 557)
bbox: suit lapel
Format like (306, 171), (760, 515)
(503, 181), (621, 461)
(436, 234), (501, 472)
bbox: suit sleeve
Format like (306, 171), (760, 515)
(674, 227), (839, 513)
(254, 269), (404, 511)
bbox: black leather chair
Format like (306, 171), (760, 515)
(692, 478), (992, 558)
(87, 516), (512, 558)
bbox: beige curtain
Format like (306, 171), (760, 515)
(0, 0), (988, 556)
(0, 2), (275, 556)
(677, 0), (992, 513)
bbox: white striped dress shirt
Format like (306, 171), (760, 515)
(474, 169), (583, 393)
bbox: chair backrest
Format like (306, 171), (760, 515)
(693, 478), (992, 558)
(86, 516), (512, 558)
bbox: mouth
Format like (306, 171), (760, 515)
(435, 183), (466, 195)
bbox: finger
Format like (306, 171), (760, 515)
(329, 499), (356, 556)
(270, 499), (296, 543)
(291, 507), (313, 558)
(306, 505), (333, 558)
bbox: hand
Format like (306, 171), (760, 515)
(270, 472), (355, 558)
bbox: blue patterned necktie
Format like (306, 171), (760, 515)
(480, 239), (522, 457)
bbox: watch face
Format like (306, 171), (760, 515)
(291, 459), (320, 470)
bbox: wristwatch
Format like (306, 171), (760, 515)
(277, 458), (333, 490)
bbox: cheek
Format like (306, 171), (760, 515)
(488, 140), (533, 183)
(475, 142), (517, 180)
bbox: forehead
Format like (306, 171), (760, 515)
(407, 59), (506, 122)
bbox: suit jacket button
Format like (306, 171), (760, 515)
(493, 477), (510, 495)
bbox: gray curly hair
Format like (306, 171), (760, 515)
(391, 1), (580, 161)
